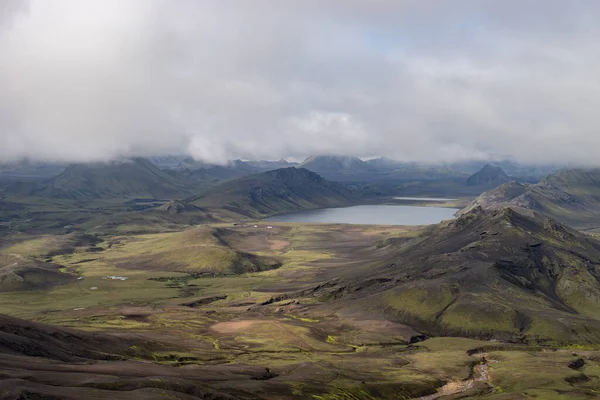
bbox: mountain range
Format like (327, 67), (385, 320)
(176, 159), (298, 184)
(297, 155), (469, 183)
(3, 156), (600, 398)
(462, 168), (600, 230)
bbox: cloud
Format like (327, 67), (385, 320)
(1, 0), (600, 165)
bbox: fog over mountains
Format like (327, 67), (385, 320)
(2, 1), (600, 165)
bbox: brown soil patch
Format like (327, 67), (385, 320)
(268, 239), (289, 251)
(211, 320), (260, 334)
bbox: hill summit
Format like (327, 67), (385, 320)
(466, 164), (509, 186)
(189, 167), (358, 217)
(299, 155), (368, 173)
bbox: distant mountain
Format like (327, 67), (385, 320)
(176, 159), (298, 183)
(18, 158), (192, 200)
(448, 160), (563, 182)
(0, 160), (67, 181)
(149, 155), (191, 170)
(300, 156), (470, 184)
(299, 155), (369, 174)
(364, 157), (408, 169)
(188, 167), (359, 217)
(461, 168), (600, 229)
(466, 164), (509, 186)
(176, 159), (259, 183)
(245, 159), (298, 171)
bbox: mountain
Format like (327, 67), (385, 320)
(0, 160), (67, 181)
(299, 155), (369, 174)
(19, 158), (192, 200)
(245, 159), (298, 171)
(149, 155), (191, 170)
(308, 206), (600, 344)
(204, 159), (259, 179)
(178, 159), (297, 179)
(364, 157), (409, 169)
(462, 168), (600, 229)
(466, 164), (509, 186)
(448, 160), (563, 181)
(188, 167), (359, 217)
(177, 159), (260, 183)
(300, 156), (472, 185)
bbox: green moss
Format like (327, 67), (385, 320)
(286, 314), (320, 323)
(385, 286), (456, 320)
(440, 299), (518, 333)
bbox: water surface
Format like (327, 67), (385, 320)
(393, 197), (457, 202)
(266, 204), (458, 226)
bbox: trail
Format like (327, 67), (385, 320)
(418, 353), (494, 400)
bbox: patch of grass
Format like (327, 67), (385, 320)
(487, 350), (593, 398)
(286, 314), (320, 323)
(89, 227), (278, 275)
(440, 297), (518, 334)
(386, 286), (456, 320)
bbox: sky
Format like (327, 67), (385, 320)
(0, 0), (600, 165)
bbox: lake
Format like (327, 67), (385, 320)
(265, 204), (458, 226)
(393, 197), (457, 202)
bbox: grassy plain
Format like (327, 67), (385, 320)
(2, 221), (600, 399)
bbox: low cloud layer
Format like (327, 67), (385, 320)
(1, 1), (600, 165)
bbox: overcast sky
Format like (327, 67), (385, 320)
(1, 0), (599, 165)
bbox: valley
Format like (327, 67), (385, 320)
(3, 3), (598, 399)
(1, 159), (600, 399)
(5, 221), (600, 399)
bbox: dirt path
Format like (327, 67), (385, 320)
(418, 353), (494, 400)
